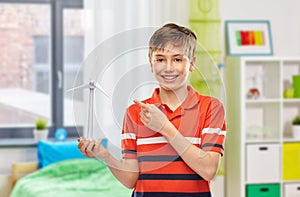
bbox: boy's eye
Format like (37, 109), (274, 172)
(174, 58), (183, 62)
(155, 58), (165, 62)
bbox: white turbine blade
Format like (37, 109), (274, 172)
(94, 82), (105, 92)
(94, 82), (111, 98)
(66, 83), (90, 92)
(87, 88), (94, 139)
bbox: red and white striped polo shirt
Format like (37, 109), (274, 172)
(122, 86), (226, 197)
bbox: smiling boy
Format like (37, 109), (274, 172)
(78, 23), (226, 197)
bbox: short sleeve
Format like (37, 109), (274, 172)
(121, 107), (138, 159)
(200, 97), (226, 156)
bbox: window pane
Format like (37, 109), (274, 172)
(63, 9), (84, 126)
(0, 3), (51, 127)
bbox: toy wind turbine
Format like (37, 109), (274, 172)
(67, 81), (110, 139)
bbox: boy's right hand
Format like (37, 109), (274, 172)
(77, 137), (109, 159)
(134, 99), (167, 132)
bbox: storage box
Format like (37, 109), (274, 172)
(283, 143), (300, 180)
(284, 183), (300, 197)
(246, 184), (280, 197)
(246, 144), (280, 182)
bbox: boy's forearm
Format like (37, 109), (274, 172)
(160, 122), (191, 154)
(159, 121), (178, 141)
(160, 121), (220, 180)
(103, 153), (139, 189)
(180, 141), (221, 180)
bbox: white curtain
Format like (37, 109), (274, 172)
(84, 0), (190, 53)
(81, 0), (190, 158)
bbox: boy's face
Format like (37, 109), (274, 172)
(150, 45), (195, 92)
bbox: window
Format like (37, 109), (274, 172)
(64, 36), (84, 64)
(0, 0), (83, 138)
(34, 36), (49, 65)
(32, 35), (84, 96)
(0, 3), (51, 128)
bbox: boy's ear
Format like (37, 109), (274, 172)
(189, 56), (196, 72)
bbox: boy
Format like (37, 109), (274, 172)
(78, 23), (226, 197)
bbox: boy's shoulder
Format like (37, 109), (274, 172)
(198, 94), (220, 103)
(190, 87), (220, 103)
(194, 91), (223, 108)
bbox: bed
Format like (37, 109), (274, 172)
(10, 140), (133, 197)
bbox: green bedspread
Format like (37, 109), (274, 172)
(11, 159), (132, 197)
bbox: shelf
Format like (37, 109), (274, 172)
(283, 180), (300, 184)
(283, 138), (300, 143)
(283, 99), (300, 103)
(245, 181), (281, 185)
(246, 140), (280, 144)
(246, 99), (281, 104)
(246, 99), (300, 103)
(225, 56), (300, 197)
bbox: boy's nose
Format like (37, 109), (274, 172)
(166, 61), (174, 71)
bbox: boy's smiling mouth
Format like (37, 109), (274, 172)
(161, 75), (179, 81)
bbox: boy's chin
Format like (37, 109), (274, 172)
(159, 83), (188, 92)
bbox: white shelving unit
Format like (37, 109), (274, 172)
(224, 56), (300, 197)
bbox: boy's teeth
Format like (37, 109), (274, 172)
(163, 75), (176, 79)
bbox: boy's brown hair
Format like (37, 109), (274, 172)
(148, 23), (197, 60)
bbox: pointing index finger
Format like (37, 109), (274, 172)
(134, 99), (144, 107)
(134, 99), (148, 110)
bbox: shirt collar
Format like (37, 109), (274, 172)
(149, 86), (199, 110)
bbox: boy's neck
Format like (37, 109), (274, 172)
(159, 86), (189, 111)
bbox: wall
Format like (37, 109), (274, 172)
(220, 0), (300, 56)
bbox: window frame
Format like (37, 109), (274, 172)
(0, 0), (83, 138)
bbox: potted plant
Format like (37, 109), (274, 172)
(33, 118), (49, 142)
(291, 115), (300, 140)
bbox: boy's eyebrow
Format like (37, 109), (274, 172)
(153, 53), (185, 57)
(173, 54), (185, 57)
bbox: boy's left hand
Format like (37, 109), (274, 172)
(78, 137), (109, 159)
(134, 99), (167, 132)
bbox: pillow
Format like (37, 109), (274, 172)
(37, 139), (108, 168)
